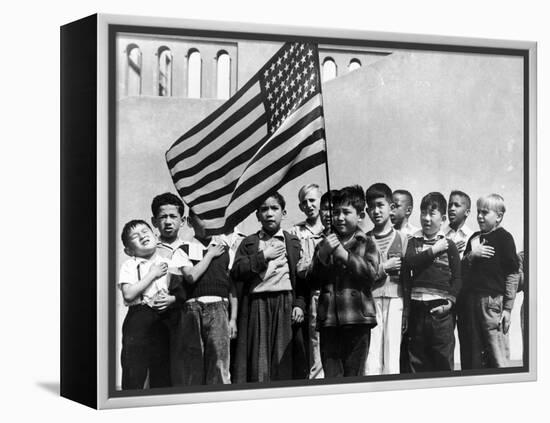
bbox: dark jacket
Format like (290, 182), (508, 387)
(230, 230), (306, 309)
(309, 230), (379, 328)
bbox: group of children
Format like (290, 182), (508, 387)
(118, 184), (522, 389)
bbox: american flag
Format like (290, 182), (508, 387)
(166, 41), (327, 235)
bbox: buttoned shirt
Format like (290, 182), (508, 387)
(157, 238), (184, 259)
(118, 252), (187, 307)
(445, 224), (473, 258)
(291, 220), (324, 279)
(252, 229), (292, 293)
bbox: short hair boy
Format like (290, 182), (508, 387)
(445, 190), (473, 257)
(231, 192), (308, 382)
(401, 192), (461, 372)
(176, 210), (238, 385)
(365, 183), (408, 375)
(118, 219), (187, 389)
(309, 185), (379, 377)
(458, 194), (519, 369)
(151, 192), (185, 256)
(291, 184), (325, 379)
(391, 190), (420, 236)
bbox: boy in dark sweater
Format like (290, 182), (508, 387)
(402, 192), (461, 372)
(176, 211), (238, 385)
(458, 194), (519, 369)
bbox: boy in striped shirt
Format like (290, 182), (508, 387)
(365, 183), (408, 375)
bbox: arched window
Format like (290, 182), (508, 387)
(187, 49), (202, 98)
(348, 59), (362, 72)
(216, 51), (231, 100)
(158, 47), (172, 96)
(322, 57), (337, 82)
(126, 44), (142, 96)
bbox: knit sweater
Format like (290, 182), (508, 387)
(462, 226), (519, 309)
(180, 243), (231, 299)
(402, 234), (462, 303)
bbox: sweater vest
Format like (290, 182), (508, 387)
(180, 244), (231, 299)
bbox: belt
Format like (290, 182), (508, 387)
(186, 296), (228, 304)
(412, 299), (449, 309)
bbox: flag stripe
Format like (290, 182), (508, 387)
(189, 113), (325, 215)
(244, 96), (323, 172)
(223, 151), (327, 231)
(203, 150), (327, 235)
(171, 111), (267, 183)
(175, 125), (268, 200)
(167, 90), (263, 168)
(167, 74), (260, 151)
(196, 129), (325, 220)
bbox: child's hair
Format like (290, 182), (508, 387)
(420, 192), (447, 215)
(393, 189), (414, 209)
(258, 191), (286, 211)
(298, 184), (321, 201)
(151, 192), (185, 217)
(333, 185), (365, 213)
(449, 190), (471, 209)
(320, 189), (339, 207)
(477, 193), (506, 215)
(121, 219), (153, 247)
(365, 183), (393, 205)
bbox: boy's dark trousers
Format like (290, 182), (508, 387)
(319, 325), (371, 377)
(407, 300), (455, 372)
(121, 305), (171, 389)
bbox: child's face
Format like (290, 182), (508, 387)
(447, 195), (470, 227)
(477, 207), (502, 233)
(256, 196), (285, 234)
(333, 203), (362, 238)
(299, 189), (321, 222)
(152, 204), (183, 241)
(390, 193), (410, 227)
(420, 207), (445, 238)
(367, 196), (392, 228)
(124, 224), (157, 258)
(320, 200), (332, 229)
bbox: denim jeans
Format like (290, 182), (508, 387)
(458, 293), (510, 369)
(320, 325), (371, 378)
(179, 300), (231, 385)
(407, 300), (455, 372)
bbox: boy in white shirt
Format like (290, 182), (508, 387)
(118, 219), (186, 389)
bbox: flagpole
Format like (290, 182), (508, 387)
(316, 48), (334, 234)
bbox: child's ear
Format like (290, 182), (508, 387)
(282, 209), (287, 218)
(359, 211), (366, 220)
(442, 214), (447, 223)
(255, 210), (261, 222)
(405, 206), (412, 217)
(464, 209), (471, 217)
(496, 212), (504, 224)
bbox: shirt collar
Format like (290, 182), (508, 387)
(445, 224), (473, 238)
(413, 229), (446, 241)
(259, 228), (285, 241)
